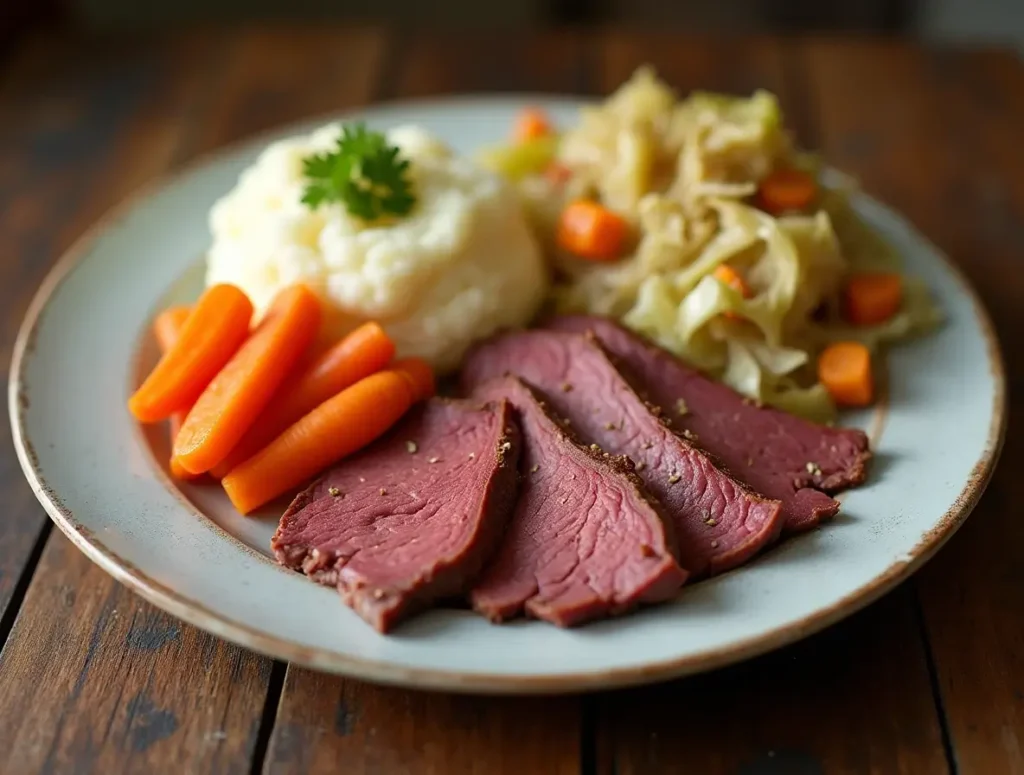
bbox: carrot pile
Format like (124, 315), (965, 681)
(130, 283), (434, 514)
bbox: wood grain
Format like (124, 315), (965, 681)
(0, 32), (218, 631)
(188, 26), (389, 153)
(592, 33), (950, 775)
(392, 29), (588, 97)
(265, 668), (580, 775)
(0, 32), (282, 774)
(596, 587), (948, 775)
(804, 40), (1024, 774)
(0, 533), (273, 774)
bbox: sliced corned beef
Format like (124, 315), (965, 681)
(271, 398), (520, 633)
(547, 316), (871, 532)
(462, 331), (783, 578)
(469, 376), (687, 626)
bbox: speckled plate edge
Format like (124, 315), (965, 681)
(9, 95), (1007, 694)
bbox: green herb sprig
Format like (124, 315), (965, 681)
(301, 123), (416, 221)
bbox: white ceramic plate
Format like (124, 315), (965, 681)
(10, 97), (1005, 694)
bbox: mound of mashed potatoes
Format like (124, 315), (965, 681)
(206, 124), (548, 373)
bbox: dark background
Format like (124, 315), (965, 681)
(5, 0), (1024, 41)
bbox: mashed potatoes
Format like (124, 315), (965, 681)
(206, 124), (548, 372)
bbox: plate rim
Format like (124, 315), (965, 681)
(8, 95), (1008, 695)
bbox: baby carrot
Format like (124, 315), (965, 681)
(222, 361), (430, 515)
(843, 272), (903, 326)
(173, 284), (322, 475)
(514, 107), (553, 143)
(389, 356), (436, 402)
(758, 168), (817, 215)
(153, 306), (193, 352)
(209, 321), (396, 477)
(557, 200), (628, 262)
(153, 306), (201, 481)
(818, 342), (873, 407)
(129, 285), (253, 423)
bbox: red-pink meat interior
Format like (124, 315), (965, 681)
(462, 331), (782, 577)
(470, 377), (686, 626)
(274, 401), (512, 591)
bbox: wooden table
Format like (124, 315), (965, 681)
(0, 27), (1021, 775)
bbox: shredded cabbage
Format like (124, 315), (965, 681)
(501, 68), (942, 420)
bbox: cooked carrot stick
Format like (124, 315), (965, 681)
(222, 362), (430, 514)
(818, 342), (873, 407)
(843, 272), (903, 326)
(129, 285), (253, 423)
(758, 168), (817, 215)
(389, 356), (435, 402)
(514, 108), (553, 143)
(153, 306), (202, 481)
(173, 284), (322, 475)
(209, 322), (397, 477)
(153, 306), (192, 352)
(557, 200), (628, 262)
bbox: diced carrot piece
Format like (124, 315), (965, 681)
(514, 108), (553, 143)
(818, 342), (873, 407)
(843, 272), (903, 326)
(129, 285), (253, 423)
(209, 321), (397, 478)
(713, 265), (752, 298)
(152, 306), (202, 481)
(173, 285), (322, 475)
(758, 168), (817, 215)
(222, 362), (429, 515)
(713, 264), (752, 321)
(557, 200), (628, 262)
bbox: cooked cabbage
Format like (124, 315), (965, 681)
(520, 68), (941, 420)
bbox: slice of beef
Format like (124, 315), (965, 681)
(462, 331), (783, 578)
(469, 376), (687, 627)
(546, 316), (871, 533)
(271, 398), (521, 633)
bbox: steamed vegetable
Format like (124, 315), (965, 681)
(843, 272), (903, 326)
(557, 200), (628, 261)
(129, 285), (253, 423)
(475, 135), (558, 181)
(211, 321), (396, 477)
(818, 342), (873, 407)
(174, 285), (321, 475)
(535, 68), (940, 420)
(757, 169), (818, 215)
(152, 306), (202, 481)
(221, 358), (435, 514)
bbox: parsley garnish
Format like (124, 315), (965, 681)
(301, 123), (416, 220)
